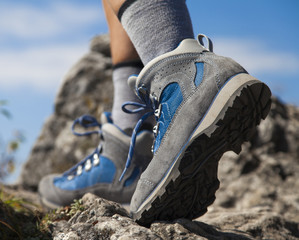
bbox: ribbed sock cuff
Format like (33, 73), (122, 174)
(112, 59), (143, 70)
(118, 0), (138, 21)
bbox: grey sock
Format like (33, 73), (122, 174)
(112, 63), (144, 131)
(119, 0), (194, 65)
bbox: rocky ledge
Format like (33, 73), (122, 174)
(50, 193), (299, 240)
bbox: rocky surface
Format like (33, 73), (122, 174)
(215, 98), (299, 224)
(49, 193), (299, 240)
(8, 35), (299, 239)
(20, 35), (113, 190)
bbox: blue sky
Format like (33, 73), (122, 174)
(1, 0), (298, 183)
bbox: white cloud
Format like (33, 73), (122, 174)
(2, 37), (298, 95)
(0, 2), (105, 40)
(0, 1), (106, 94)
(1, 5), (298, 98)
(0, 43), (88, 92)
(213, 37), (299, 74)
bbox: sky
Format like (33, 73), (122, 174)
(0, 0), (298, 183)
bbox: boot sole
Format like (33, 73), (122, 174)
(132, 73), (272, 226)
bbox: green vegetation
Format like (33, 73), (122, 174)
(0, 101), (85, 238)
(0, 100), (11, 119)
(0, 189), (85, 239)
(0, 100), (25, 180)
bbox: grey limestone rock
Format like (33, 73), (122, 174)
(20, 35), (113, 190)
(51, 193), (161, 240)
(49, 193), (299, 239)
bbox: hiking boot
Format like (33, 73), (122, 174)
(38, 112), (153, 209)
(124, 34), (271, 226)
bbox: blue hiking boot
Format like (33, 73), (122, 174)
(38, 112), (153, 209)
(122, 34), (271, 226)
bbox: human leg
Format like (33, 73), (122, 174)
(38, 1), (153, 208)
(103, 0), (145, 131)
(109, 0), (194, 65)
(110, 0), (272, 225)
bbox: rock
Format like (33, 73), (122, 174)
(48, 193), (299, 239)
(20, 35), (113, 190)
(51, 193), (161, 240)
(3, 183), (297, 239)
(90, 35), (111, 57)
(198, 207), (299, 240)
(213, 98), (299, 225)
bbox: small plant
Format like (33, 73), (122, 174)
(0, 189), (50, 239)
(0, 100), (25, 181)
(39, 199), (86, 233)
(0, 100), (11, 119)
(0, 130), (25, 180)
(0, 189), (86, 239)
(69, 199), (85, 216)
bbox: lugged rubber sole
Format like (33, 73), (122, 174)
(132, 73), (272, 226)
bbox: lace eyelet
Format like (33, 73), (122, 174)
(138, 85), (147, 96)
(154, 105), (161, 118)
(153, 125), (157, 135)
(84, 159), (92, 171)
(67, 175), (74, 180)
(151, 145), (154, 153)
(154, 109), (160, 118)
(93, 154), (100, 166)
(76, 165), (83, 176)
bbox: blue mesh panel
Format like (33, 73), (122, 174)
(153, 82), (183, 152)
(194, 62), (204, 87)
(54, 156), (116, 191)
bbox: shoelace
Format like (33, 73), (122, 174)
(119, 90), (159, 181)
(71, 115), (102, 136)
(62, 115), (102, 180)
